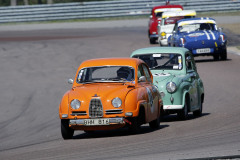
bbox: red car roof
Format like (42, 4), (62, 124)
(152, 5), (183, 11)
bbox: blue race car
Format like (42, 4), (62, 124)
(168, 17), (227, 60)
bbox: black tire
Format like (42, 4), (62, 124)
(149, 116), (160, 129)
(177, 99), (188, 120)
(213, 55), (219, 61)
(61, 119), (74, 139)
(128, 109), (144, 134)
(84, 130), (94, 134)
(149, 38), (156, 44)
(193, 102), (203, 117)
(220, 49), (227, 60)
(128, 117), (141, 134)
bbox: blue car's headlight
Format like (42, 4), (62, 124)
(166, 82), (177, 93)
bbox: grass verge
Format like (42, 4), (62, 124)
(1, 10), (240, 26)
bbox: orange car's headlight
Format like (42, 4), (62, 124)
(112, 97), (122, 108)
(70, 99), (81, 109)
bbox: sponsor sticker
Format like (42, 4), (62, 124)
(178, 56), (182, 69)
(188, 33), (205, 37)
(153, 54), (161, 57)
(173, 65), (179, 69)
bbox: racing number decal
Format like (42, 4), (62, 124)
(146, 87), (154, 113)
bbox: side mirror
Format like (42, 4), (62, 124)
(68, 79), (73, 84)
(149, 15), (153, 19)
(138, 76), (146, 82)
(218, 27), (223, 32)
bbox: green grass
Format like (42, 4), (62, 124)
(0, 15), (149, 26)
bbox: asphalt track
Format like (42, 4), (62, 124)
(0, 17), (240, 160)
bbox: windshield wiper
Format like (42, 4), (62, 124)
(107, 78), (121, 81)
(151, 65), (163, 69)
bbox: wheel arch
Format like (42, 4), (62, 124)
(139, 105), (146, 124)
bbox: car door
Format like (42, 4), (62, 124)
(141, 64), (159, 122)
(185, 53), (199, 111)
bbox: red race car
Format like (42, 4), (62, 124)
(148, 4), (183, 44)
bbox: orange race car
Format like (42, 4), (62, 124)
(59, 58), (163, 139)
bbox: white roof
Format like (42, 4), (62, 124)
(178, 18), (216, 27)
(162, 10), (196, 19)
(154, 8), (182, 13)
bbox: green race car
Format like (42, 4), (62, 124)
(131, 47), (204, 120)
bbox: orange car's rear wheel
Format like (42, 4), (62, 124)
(61, 119), (74, 139)
(149, 116), (160, 129)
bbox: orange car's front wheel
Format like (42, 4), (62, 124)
(61, 119), (74, 140)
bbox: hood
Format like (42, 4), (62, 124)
(152, 72), (174, 84)
(69, 83), (133, 105)
(152, 72), (185, 87)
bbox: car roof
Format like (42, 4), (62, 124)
(177, 17), (216, 24)
(79, 57), (143, 68)
(162, 10), (196, 18)
(130, 47), (189, 57)
(152, 5), (183, 11)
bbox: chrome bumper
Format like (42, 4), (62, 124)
(69, 117), (125, 125)
(149, 34), (159, 38)
(163, 105), (184, 110)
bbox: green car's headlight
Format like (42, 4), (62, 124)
(112, 97), (122, 108)
(70, 99), (81, 109)
(166, 82), (177, 93)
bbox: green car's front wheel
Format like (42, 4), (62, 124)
(193, 102), (203, 117)
(178, 99), (188, 120)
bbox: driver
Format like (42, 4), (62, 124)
(117, 67), (132, 81)
(200, 23), (211, 30)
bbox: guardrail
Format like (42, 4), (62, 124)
(0, 0), (240, 23)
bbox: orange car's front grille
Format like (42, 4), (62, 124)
(89, 98), (103, 118)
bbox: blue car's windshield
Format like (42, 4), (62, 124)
(179, 23), (216, 33)
(133, 53), (183, 70)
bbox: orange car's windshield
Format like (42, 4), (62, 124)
(76, 66), (135, 84)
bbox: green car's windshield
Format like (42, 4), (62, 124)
(77, 66), (135, 84)
(133, 53), (183, 70)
